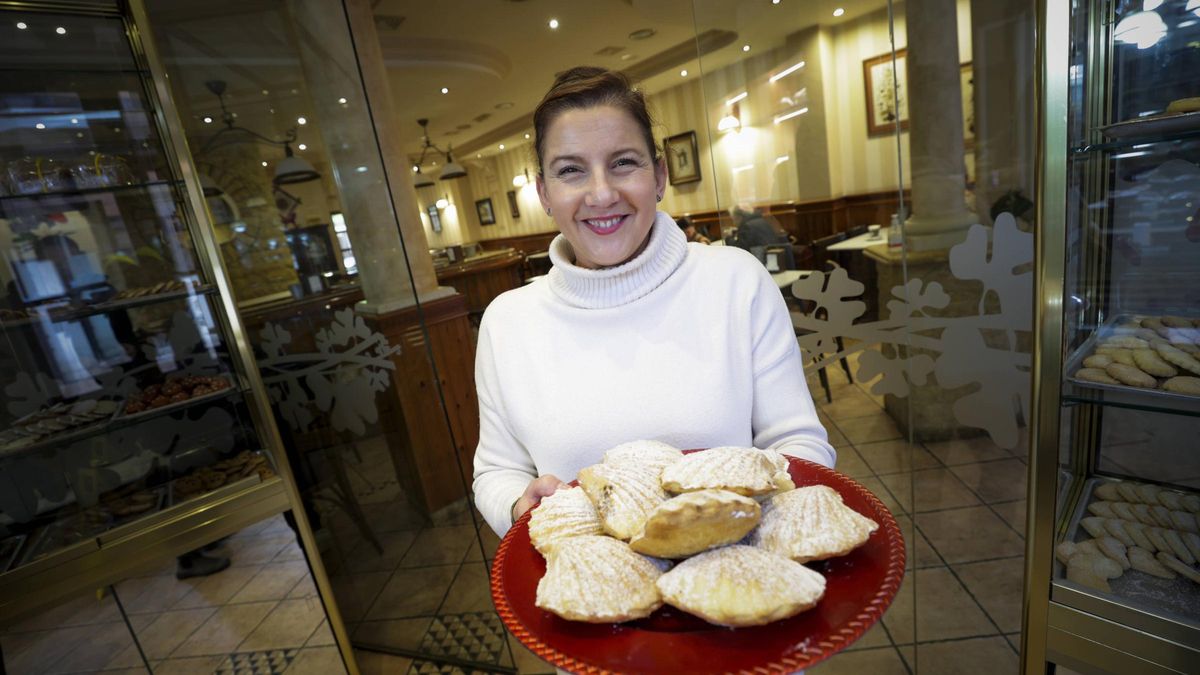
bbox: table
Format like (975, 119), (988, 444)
(827, 231), (887, 251)
(771, 270), (811, 291)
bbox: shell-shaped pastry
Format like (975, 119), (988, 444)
(1145, 528), (1171, 557)
(629, 489), (761, 559)
(1122, 520), (1155, 551)
(602, 439), (684, 473)
(1080, 517), (1109, 539)
(660, 446), (778, 497)
(1161, 529), (1195, 565)
(756, 448), (797, 495)
(1171, 510), (1198, 534)
(528, 486), (604, 555)
(1157, 551), (1200, 584)
(656, 545), (826, 627)
(535, 535), (666, 622)
(1134, 484), (1162, 505)
(1116, 483), (1141, 504)
(1111, 502), (1137, 522)
(1182, 494), (1200, 514)
(1102, 519), (1136, 547)
(1096, 536), (1130, 569)
(1182, 532), (1200, 562)
(1129, 546), (1175, 579)
(578, 462), (667, 540)
(1130, 503), (1156, 526)
(1094, 483), (1122, 501)
(1151, 504), (1174, 528)
(751, 485), (879, 562)
(1087, 501), (1116, 518)
(1158, 491), (1184, 511)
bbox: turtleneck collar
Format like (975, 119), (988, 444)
(545, 210), (689, 309)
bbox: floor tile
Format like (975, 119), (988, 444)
(288, 645), (350, 674)
(170, 600), (277, 657)
(1, 625), (96, 673)
(809, 646), (909, 675)
(916, 506), (1025, 564)
(881, 567), (996, 644)
(843, 621), (891, 651)
(238, 596), (326, 651)
(431, 498), (475, 527)
(364, 566), (459, 620)
(288, 575), (319, 600)
(839, 412), (904, 445)
(172, 565), (262, 610)
(37, 620), (134, 673)
(419, 612), (507, 666)
(923, 436), (1014, 466)
(893, 515), (942, 569)
(820, 389), (886, 420)
(949, 459), (1029, 503)
(464, 526), (501, 563)
(329, 571), (392, 623)
(992, 500), (1027, 537)
(352, 617), (433, 652)
(353, 648), (412, 675)
(346, 530), (418, 572)
(150, 654), (226, 674)
(952, 557), (1026, 633)
(824, 421), (850, 448)
(830, 446), (873, 479)
(399, 526), (475, 567)
(356, 500), (428, 533)
(879, 468), (982, 513)
(132, 607), (217, 660)
(908, 636), (1018, 674)
(306, 620), (336, 647)
(226, 534), (296, 566)
(5, 591), (121, 633)
(116, 574), (197, 615)
(228, 560), (310, 604)
(856, 440), (941, 475)
(439, 563), (495, 614)
(273, 541), (308, 562)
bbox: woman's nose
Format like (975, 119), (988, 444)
(585, 173), (618, 206)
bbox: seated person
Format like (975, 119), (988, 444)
(731, 206), (794, 269)
(675, 216), (710, 244)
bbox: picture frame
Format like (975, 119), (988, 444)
(863, 49), (909, 137)
(664, 130), (701, 185)
(475, 197), (496, 225)
(427, 204), (441, 233)
(506, 190), (519, 219)
(961, 61), (975, 148)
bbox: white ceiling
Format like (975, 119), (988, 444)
(149, 0), (887, 167)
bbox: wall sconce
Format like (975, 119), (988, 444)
(512, 168), (530, 187)
(718, 102), (742, 133)
(435, 196), (449, 209)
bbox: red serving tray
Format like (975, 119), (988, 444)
(490, 454), (906, 674)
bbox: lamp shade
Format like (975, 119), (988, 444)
(273, 146), (320, 185)
(413, 168), (435, 188)
(200, 173), (224, 197)
(439, 158), (467, 181)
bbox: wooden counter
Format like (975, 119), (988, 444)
(436, 249), (524, 319)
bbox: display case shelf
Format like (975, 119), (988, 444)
(0, 284), (217, 329)
(1070, 128), (1200, 155)
(0, 179), (180, 203)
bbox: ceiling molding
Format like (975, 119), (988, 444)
(379, 36), (511, 79)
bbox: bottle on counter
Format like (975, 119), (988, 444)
(887, 212), (903, 250)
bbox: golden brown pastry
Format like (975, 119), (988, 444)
(1066, 552), (1122, 592)
(1094, 347), (1136, 366)
(527, 486), (604, 555)
(535, 535), (666, 622)
(1082, 354), (1113, 369)
(1128, 546), (1174, 579)
(1132, 349), (1177, 377)
(1094, 482), (1122, 501)
(751, 485), (879, 562)
(656, 545), (826, 627)
(578, 462), (668, 540)
(1154, 342), (1200, 375)
(1104, 363), (1157, 388)
(1100, 336), (1150, 350)
(660, 446), (778, 497)
(1156, 551), (1200, 584)
(1075, 368), (1119, 385)
(1095, 536), (1130, 570)
(602, 439), (684, 473)
(756, 448), (797, 495)
(1087, 501), (1116, 519)
(629, 489), (761, 559)
(1163, 376), (1200, 395)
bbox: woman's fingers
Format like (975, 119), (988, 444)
(513, 475), (565, 521)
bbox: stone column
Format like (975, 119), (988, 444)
(904, 0), (978, 250)
(285, 0), (454, 314)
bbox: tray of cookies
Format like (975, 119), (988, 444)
(0, 398), (123, 457)
(1056, 476), (1200, 623)
(1066, 314), (1200, 405)
(491, 444), (906, 674)
(117, 374), (236, 421)
(169, 450), (275, 504)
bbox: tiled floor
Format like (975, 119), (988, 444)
(2, 347), (1030, 674)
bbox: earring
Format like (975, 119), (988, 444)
(656, 194), (662, 202)
(545, 207), (552, 215)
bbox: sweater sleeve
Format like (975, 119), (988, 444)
(747, 268), (838, 469)
(472, 312), (537, 537)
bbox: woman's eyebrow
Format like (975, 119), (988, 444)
(549, 148), (645, 166)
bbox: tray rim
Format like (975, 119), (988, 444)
(489, 455), (907, 675)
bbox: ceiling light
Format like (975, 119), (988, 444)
(772, 0), (781, 4)
(262, 89), (269, 95)
(203, 116), (213, 124)
(629, 28), (655, 40)
(769, 61), (805, 83)
(476, 153), (482, 158)
(718, 114), (740, 133)
(773, 107), (808, 124)
(499, 143), (505, 150)
(621, 53), (635, 61)
(513, 169), (529, 187)
(297, 116), (307, 125)
(742, 44), (751, 52)
(55, 26), (66, 35)
(16, 21), (27, 29)
(524, 133), (530, 139)
(726, 92), (748, 106)
(355, 166), (368, 173)
(338, 97), (347, 104)
(35, 123), (45, 129)
(436, 197), (449, 209)
(261, 161), (268, 167)
(411, 118), (467, 185)
(833, 8), (845, 17)
(680, 69), (688, 77)
(548, 18), (559, 29)
(70, 118), (78, 124)
(440, 87), (449, 94)
(297, 143), (307, 150)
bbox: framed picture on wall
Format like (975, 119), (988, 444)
(427, 204), (441, 233)
(506, 190), (519, 219)
(664, 130), (701, 185)
(961, 62), (975, 148)
(863, 49), (909, 136)
(476, 197), (496, 225)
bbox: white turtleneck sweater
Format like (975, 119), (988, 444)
(472, 211), (836, 536)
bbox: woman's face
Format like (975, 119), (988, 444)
(537, 105), (666, 269)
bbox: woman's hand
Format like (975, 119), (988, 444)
(512, 475), (565, 522)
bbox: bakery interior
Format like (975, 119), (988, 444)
(0, 0), (1197, 673)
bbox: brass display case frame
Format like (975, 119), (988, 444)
(1025, 0), (1200, 672)
(0, 1), (358, 672)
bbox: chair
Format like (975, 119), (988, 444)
(788, 260), (854, 403)
(847, 223), (869, 237)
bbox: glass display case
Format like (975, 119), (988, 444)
(0, 4), (294, 622)
(1028, 0), (1200, 671)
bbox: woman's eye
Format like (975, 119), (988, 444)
(614, 158), (638, 168)
(556, 166), (581, 177)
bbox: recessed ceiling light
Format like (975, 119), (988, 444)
(440, 87), (449, 94)
(495, 101), (514, 110)
(202, 116), (213, 124)
(499, 144), (505, 150)
(262, 89), (269, 95)
(297, 116), (307, 125)
(769, 60), (805, 83)
(338, 97), (347, 104)
(524, 133), (530, 139)
(833, 7), (845, 17)
(772, 0), (781, 5)
(261, 161), (268, 167)
(412, 165), (419, 172)
(35, 123), (45, 129)
(620, 53), (635, 61)
(476, 153), (482, 158)
(55, 26), (66, 35)
(548, 18), (559, 29)
(16, 21), (27, 29)
(355, 166), (368, 173)
(629, 28), (655, 40)
(680, 69), (688, 77)
(742, 44), (751, 52)
(298, 143), (307, 150)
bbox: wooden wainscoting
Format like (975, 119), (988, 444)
(476, 231), (558, 258)
(681, 188), (909, 245)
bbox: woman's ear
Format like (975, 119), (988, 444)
(654, 157), (667, 198)
(536, 173), (552, 215)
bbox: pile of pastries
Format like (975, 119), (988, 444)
(122, 375), (231, 415)
(174, 450), (274, 500)
(0, 399), (119, 451)
(109, 279), (193, 301)
(1073, 315), (1200, 396)
(1056, 479), (1200, 591)
(529, 442), (878, 627)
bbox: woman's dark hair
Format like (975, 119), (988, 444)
(533, 66), (658, 175)
(675, 216), (692, 231)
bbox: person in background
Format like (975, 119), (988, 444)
(470, 66), (834, 537)
(675, 215), (710, 244)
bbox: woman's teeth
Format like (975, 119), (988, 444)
(586, 215), (624, 232)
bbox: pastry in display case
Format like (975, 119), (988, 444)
(1028, 0), (1200, 671)
(0, 5), (289, 621)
